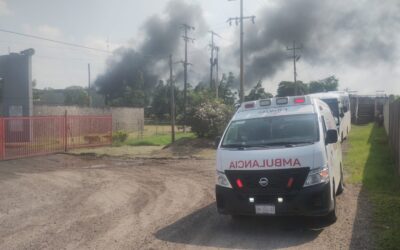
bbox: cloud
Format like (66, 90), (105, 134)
(95, 0), (400, 95)
(235, 0), (400, 88)
(36, 25), (63, 39)
(0, 0), (11, 16)
(21, 24), (63, 39)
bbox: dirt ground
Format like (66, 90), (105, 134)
(0, 152), (373, 250)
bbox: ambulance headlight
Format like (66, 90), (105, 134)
(303, 167), (329, 187)
(216, 171), (232, 188)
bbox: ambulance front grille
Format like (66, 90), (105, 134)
(225, 168), (310, 195)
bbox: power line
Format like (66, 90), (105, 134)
(286, 40), (303, 95)
(0, 28), (111, 54)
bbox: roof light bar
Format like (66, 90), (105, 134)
(294, 97), (306, 104)
(276, 98), (288, 105)
(244, 102), (255, 109)
(259, 99), (271, 106)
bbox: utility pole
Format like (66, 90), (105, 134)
(169, 54), (175, 143)
(181, 24), (195, 133)
(215, 46), (220, 98)
(286, 40), (302, 96)
(228, 0), (256, 103)
(88, 63), (92, 107)
(209, 31), (221, 90)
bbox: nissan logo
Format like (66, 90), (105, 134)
(259, 177), (269, 187)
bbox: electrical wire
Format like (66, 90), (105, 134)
(0, 28), (111, 54)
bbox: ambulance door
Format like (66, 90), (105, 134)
(322, 114), (340, 191)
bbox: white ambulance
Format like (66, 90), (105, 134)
(215, 96), (343, 221)
(309, 92), (351, 142)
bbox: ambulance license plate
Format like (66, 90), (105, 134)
(255, 204), (275, 215)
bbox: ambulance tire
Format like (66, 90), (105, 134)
(325, 181), (337, 224)
(337, 165), (344, 195)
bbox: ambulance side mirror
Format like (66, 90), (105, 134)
(326, 129), (338, 144)
(215, 136), (221, 148)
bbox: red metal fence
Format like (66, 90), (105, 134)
(0, 115), (112, 160)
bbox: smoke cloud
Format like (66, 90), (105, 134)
(241, 0), (400, 87)
(95, 0), (208, 95)
(96, 0), (400, 94)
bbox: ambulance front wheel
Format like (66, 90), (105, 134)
(336, 165), (344, 195)
(325, 181), (337, 224)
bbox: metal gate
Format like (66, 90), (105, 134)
(0, 115), (112, 160)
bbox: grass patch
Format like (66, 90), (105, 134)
(344, 124), (400, 249)
(125, 132), (196, 146)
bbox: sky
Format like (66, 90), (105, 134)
(0, 0), (399, 95)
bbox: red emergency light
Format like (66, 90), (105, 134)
(244, 102), (255, 109)
(287, 177), (294, 188)
(294, 97), (306, 104)
(236, 178), (244, 188)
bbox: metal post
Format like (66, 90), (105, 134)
(64, 110), (68, 152)
(169, 54), (175, 143)
(239, 0), (244, 103)
(216, 47), (220, 99)
(227, 0), (255, 102)
(183, 29), (188, 133)
(0, 118), (4, 160)
(88, 63), (92, 107)
(210, 32), (214, 89)
(293, 41), (297, 95)
(286, 41), (302, 96)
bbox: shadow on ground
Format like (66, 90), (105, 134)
(155, 203), (329, 249)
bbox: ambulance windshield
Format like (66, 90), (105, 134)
(222, 114), (319, 148)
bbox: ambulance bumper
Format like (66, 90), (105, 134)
(216, 182), (332, 217)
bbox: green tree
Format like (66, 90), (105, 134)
(151, 81), (169, 120)
(309, 76), (339, 93)
(189, 97), (234, 138)
(308, 81), (326, 93)
(276, 81), (308, 97)
(218, 73), (237, 105)
(244, 80), (273, 101)
(64, 87), (89, 106)
(321, 76), (339, 91)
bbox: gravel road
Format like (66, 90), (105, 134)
(0, 154), (373, 249)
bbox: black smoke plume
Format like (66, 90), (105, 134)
(95, 0), (208, 103)
(239, 0), (400, 87)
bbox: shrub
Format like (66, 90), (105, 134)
(189, 99), (234, 138)
(112, 131), (128, 143)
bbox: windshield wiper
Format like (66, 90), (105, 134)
(221, 144), (247, 149)
(263, 141), (315, 147)
(221, 144), (270, 149)
(222, 141), (314, 149)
